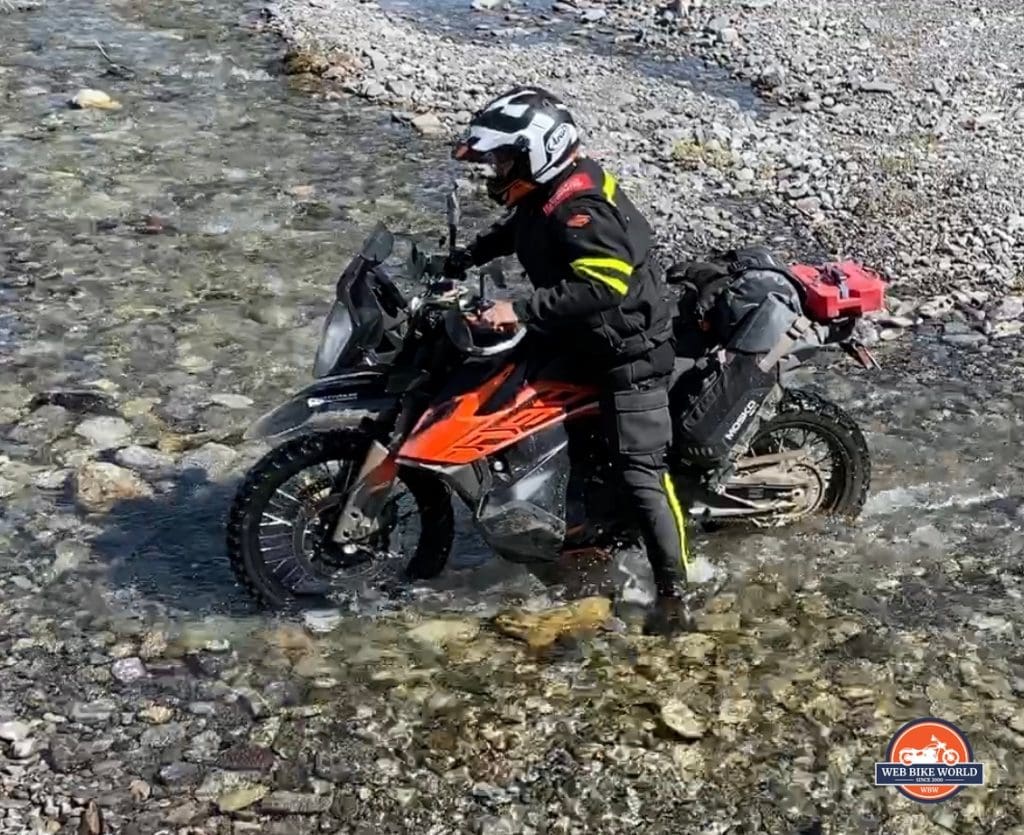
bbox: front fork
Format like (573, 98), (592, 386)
(330, 393), (424, 545)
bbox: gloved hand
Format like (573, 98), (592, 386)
(442, 247), (475, 278)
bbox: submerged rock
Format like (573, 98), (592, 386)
(261, 790), (333, 814)
(74, 462), (153, 512)
(493, 597), (611, 649)
(74, 416), (131, 448)
(407, 618), (480, 647)
(660, 700), (707, 739)
(0, 721), (31, 743)
(69, 88), (121, 110)
(216, 783), (268, 813)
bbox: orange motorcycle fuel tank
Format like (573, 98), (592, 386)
(397, 357), (601, 563)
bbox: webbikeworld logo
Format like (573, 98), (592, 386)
(875, 718), (985, 803)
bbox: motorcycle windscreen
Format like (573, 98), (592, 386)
(312, 301), (354, 378)
(397, 361), (599, 466)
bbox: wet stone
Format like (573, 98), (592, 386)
(302, 609), (343, 635)
(660, 700), (707, 739)
(140, 722), (187, 748)
(209, 393), (253, 409)
(217, 784), (268, 813)
(260, 790), (333, 815)
(694, 612), (741, 632)
(51, 540), (90, 577)
(71, 700), (118, 724)
(75, 462), (153, 512)
(111, 657), (147, 684)
(178, 443), (238, 480)
(74, 416), (131, 448)
(0, 721), (30, 743)
(114, 445), (176, 474)
(216, 743), (276, 772)
(158, 761), (202, 789)
(185, 730), (222, 763)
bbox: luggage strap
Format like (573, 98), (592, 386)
(757, 315), (813, 373)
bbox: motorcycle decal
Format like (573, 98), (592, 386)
(874, 718), (985, 803)
(398, 364), (598, 466)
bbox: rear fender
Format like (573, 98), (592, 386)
(244, 370), (397, 441)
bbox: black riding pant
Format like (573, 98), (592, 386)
(601, 343), (689, 598)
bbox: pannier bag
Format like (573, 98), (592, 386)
(667, 246), (885, 467)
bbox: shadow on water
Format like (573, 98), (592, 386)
(88, 468), (253, 616)
(86, 462), (561, 620)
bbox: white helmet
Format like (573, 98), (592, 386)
(454, 86), (581, 205)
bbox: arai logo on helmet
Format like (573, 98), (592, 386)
(545, 124), (572, 156)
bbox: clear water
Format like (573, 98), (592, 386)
(1, 0), (1022, 653)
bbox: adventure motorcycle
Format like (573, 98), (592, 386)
(228, 188), (883, 608)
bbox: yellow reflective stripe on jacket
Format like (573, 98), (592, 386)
(602, 172), (617, 203)
(573, 264), (628, 295)
(662, 473), (690, 569)
(570, 256), (633, 295)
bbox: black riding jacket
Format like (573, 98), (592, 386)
(469, 157), (673, 366)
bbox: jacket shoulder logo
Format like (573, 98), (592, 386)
(543, 172), (594, 215)
(566, 213), (591, 228)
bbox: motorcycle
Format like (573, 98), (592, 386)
(228, 187), (881, 608)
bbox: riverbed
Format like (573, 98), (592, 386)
(1, 0), (1023, 832)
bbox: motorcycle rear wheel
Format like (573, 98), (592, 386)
(745, 388), (871, 518)
(227, 430), (454, 609)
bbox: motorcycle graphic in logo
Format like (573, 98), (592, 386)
(875, 718), (985, 803)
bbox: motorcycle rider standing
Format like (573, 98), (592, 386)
(448, 86), (691, 634)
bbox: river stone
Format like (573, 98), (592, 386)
(209, 393), (253, 409)
(695, 612), (741, 632)
(140, 722), (187, 748)
(111, 657), (147, 684)
(217, 784), (268, 813)
(858, 79), (898, 94)
(114, 445), (175, 473)
(676, 633), (717, 662)
(10, 738), (37, 759)
(141, 705), (175, 724)
(51, 540), (90, 577)
(74, 416), (132, 448)
(660, 700), (707, 739)
(159, 762), (201, 788)
(494, 597), (611, 649)
(260, 790), (333, 814)
(0, 721), (30, 743)
(407, 618), (480, 647)
(718, 698), (755, 725)
(71, 700), (118, 724)
(69, 89), (121, 110)
(178, 443), (237, 480)
(411, 113), (445, 136)
(139, 630), (169, 660)
(387, 79), (414, 98)
(75, 462), (153, 512)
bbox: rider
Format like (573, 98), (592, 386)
(448, 86), (691, 634)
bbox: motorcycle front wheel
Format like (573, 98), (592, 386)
(226, 430), (454, 609)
